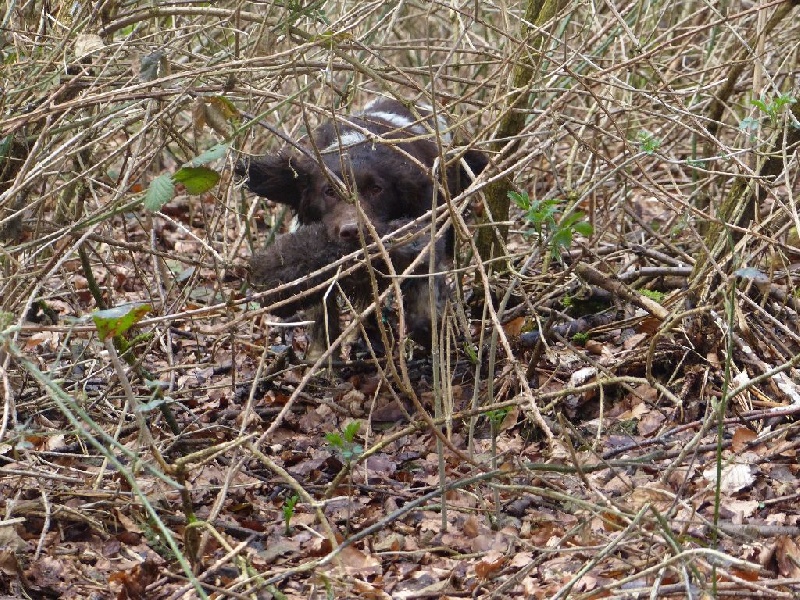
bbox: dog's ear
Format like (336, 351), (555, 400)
(447, 148), (488, 195)
(235, 153), (308, 210)
(461, 149), (489, 180)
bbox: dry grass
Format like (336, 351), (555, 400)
(1, 1), (799, 598)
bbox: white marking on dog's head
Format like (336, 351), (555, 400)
(362, 110), (419, 132)
(415, 104), (452, 144)
(321, 130), (367, 153)
(362, 101), (452, 144)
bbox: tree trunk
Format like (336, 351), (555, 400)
(475, 0), (566, 266)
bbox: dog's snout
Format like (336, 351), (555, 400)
(338, 221), (360, 241)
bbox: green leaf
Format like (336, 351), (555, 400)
(508, 190), (530, 210)
(775, 94), (796, 109)
(636, 130), (661, 153)
(572, 332), (589, 344)
(343, 444), (363, 461)
(92, 303), (151, 340)
(552, 227), (573, 250)
(559, 212), (582, 228)
(185, 143), (230, 168)
(0, 135), (12, 161)
(343, 421), (361, 443)
(487, 408), (510, 426)
(573, 221), (594, 237)
(639, 289), (665, 303)
(325, 432), (344, 448)
(739, 116), (760, 133)
(173, 166), (220, 195)
(144, 173), (175, 211)
(0, 311), (14, 329)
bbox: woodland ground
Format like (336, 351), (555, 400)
(1, 1), (800, 598)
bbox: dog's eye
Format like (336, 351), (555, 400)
(370, 185), (382, 196)
(323, 186), (338, 199)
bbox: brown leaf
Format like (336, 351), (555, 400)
(114, 509), (142, 534)
(584, 339), (605, 355)
(731, 427), (757, 453)
(638, 409), (665, 436)
(0, 550), (23, 578)
(351, 577), (392, 599)
(25, 556), (63, 591)
(776, 535), (800, 578)
(203, 99), (235, 137)
(638, 315), (661, 334)
(622, 332), (648, 350)
(474, 550), (506, 579)
(503, 317), (526, 337)
(191, 98), (206, 140)
(730, 567), (760, 582)
(108, 559), (159, 600)
(338, 546), (382, 576)
(463, 515), (481, 538)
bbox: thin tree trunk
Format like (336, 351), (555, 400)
(475, 0), (566, 265)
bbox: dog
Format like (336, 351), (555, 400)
(237, 98), (487, 355)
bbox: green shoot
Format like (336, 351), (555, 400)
(282, 495), (299, 535)
(325, 421), (363, 463)
(510, 190), (593, 260)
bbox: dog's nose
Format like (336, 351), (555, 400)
(338, 221), (359, 241)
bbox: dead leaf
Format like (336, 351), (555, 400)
(703, 463), (755, 494)
(584, 339), (605, 355)
(351, 578), (392, 599)
(203, 98), (236, 137)
(108, 559), (159, 600)
(638, 409), (665, 436)
(0, 527), (27, 554)
(257, 540), (299, 563)
(503, 317), (526, 337)
(338, 545), (382, 576)
(731, 427), (757, 453)
(373, 533), (403, 552)
(74, 33), (104, 58)
(0, 550), (23, 578)
(622, 332), (648, 350)
(114, 509), (142, 534)
(618, 402), (649, 420)
(463, 514), (481, 538)
(776, 535), (800, 577)
(393, 570), (450, 598)
(626, 483), (674, 512)
(510, 551), (534, 568)
(638, 315), (661, 334)
(726, 499), (759, 524)
(474, 550), (506, 579)
(46, 434), (67, 452)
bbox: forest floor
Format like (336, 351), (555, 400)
(2, 1), (800, 599)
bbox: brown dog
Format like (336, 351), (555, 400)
(238, 98), (487, 354)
